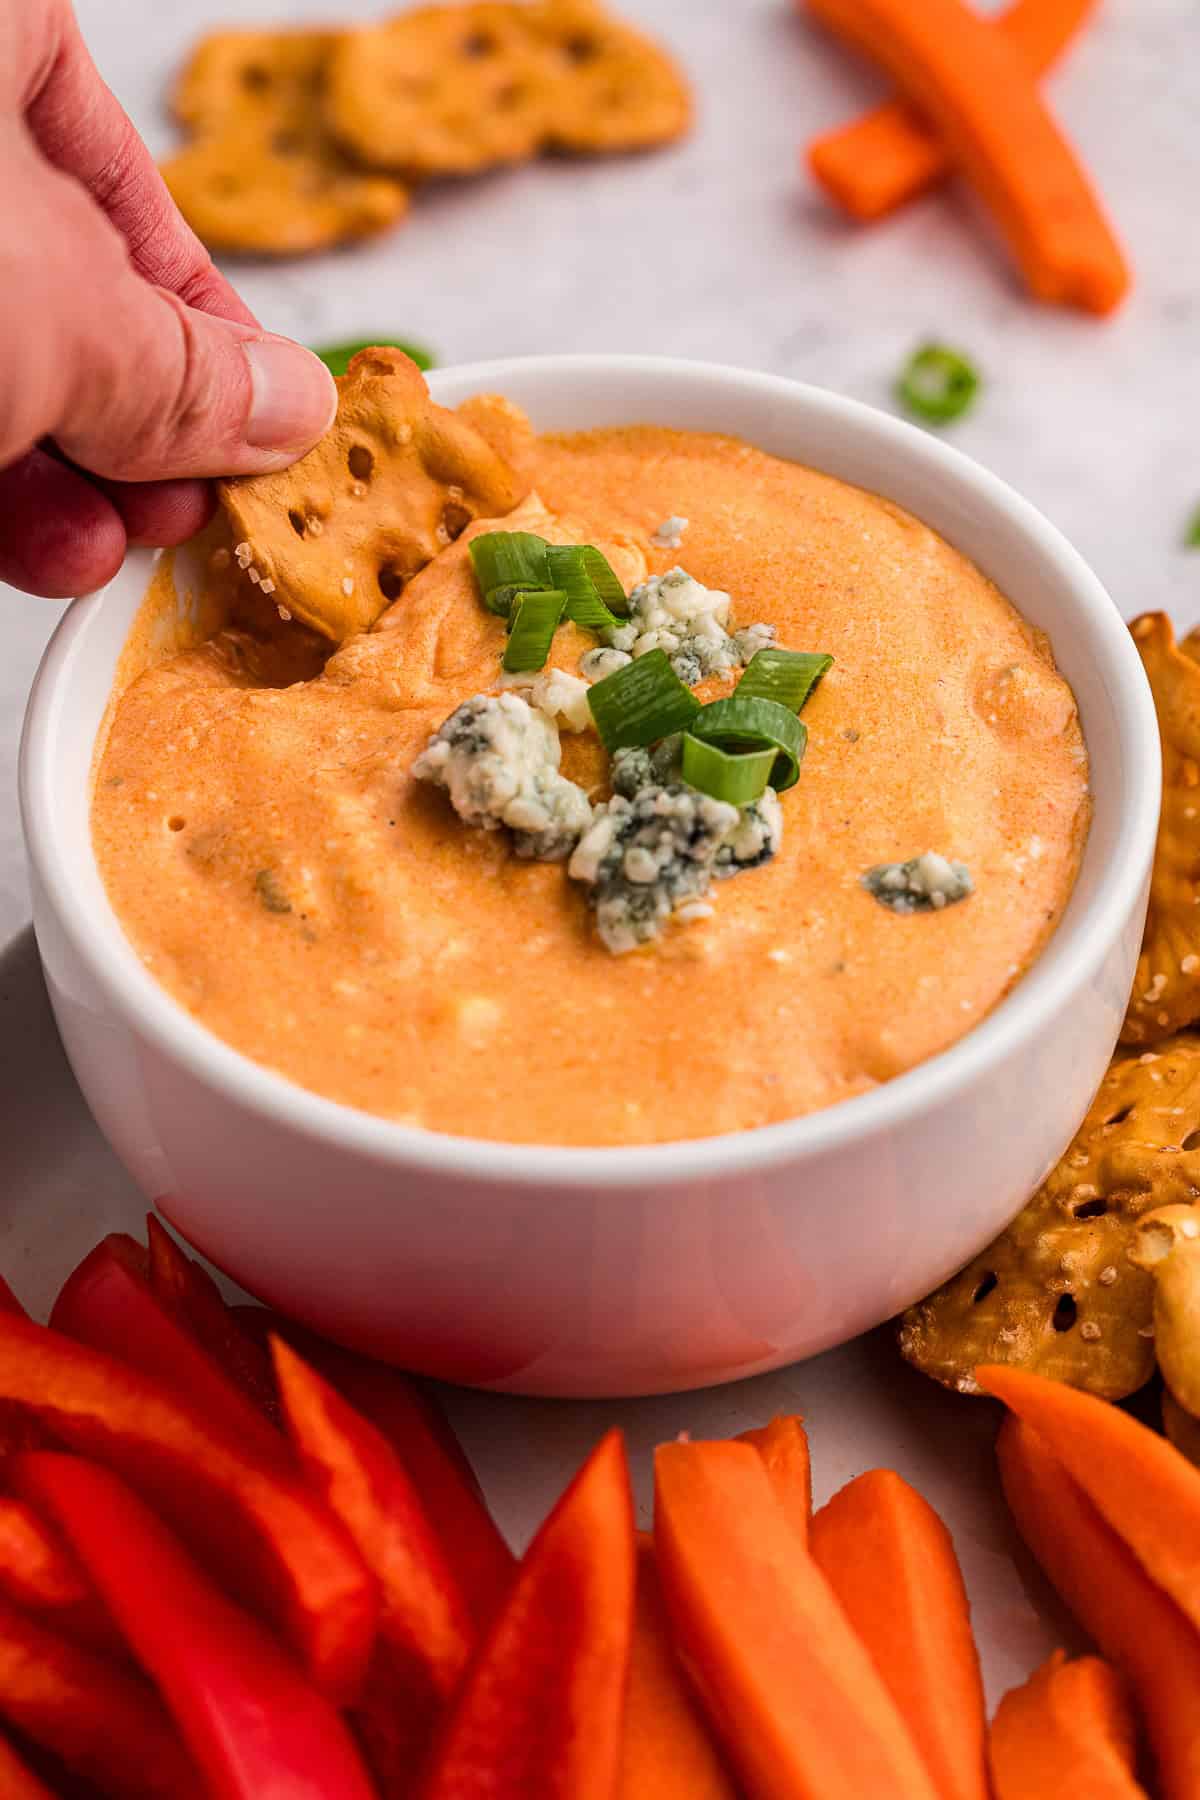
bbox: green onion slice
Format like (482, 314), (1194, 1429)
(587, 650), (702, 751)
(502, 590), (566, 673)
(738, 648), (833, 712)
(1185, 505), (1200, 549)
(545, 545), (622, 633)
(470, 533), (552, 615)
(681, 735), (776, 806)
(688, 695), (807, 792)
(579, 546), (629, 616)
(312, 338), (434, 378)
(896, 344), (980, 426)
(470, 533), (630, 629)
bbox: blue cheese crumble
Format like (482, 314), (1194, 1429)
(568, 758), (784, 953)
(650, 515), (689, 549)
(497, 666), (591, 732)
(863, 851), (973, 914)
(600, 568), (777, 687)
(579, 645), (633, 683)
(413, 693), (592, 862)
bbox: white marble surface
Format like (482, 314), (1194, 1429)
(0, 0), (1194, 1707)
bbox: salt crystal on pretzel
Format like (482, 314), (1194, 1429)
(1123, 613), (1200, 1046)
(899, 1033), (1200, 1399)
(218, 349), (530, 642)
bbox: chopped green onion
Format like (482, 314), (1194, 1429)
(1185, 505), (1200, 549)
(312, 338), (434, 378)
(502, 590), (566, 673)
(688, 695), (807, 792)
(896, 344), (980, 426)
(738, 648), (833, 713)
(470, 532), (552, 615)
(546, 544), (623, 633)
(587, 650), (702, 751)
(579, 546), (629, 616)
(681, 735), (776, 806)
(470, 533), (630, 630)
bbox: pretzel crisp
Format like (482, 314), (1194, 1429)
(1163, 1386), (1200, 1468)
(218, 349), (530, 642)
(327, 0), (691, 179)
(899, 1034), (1200, 1399)
(1130, 1202), (1200, 1418)
(161, 31), (409, 256)
(1123, 613), (1200, 1045)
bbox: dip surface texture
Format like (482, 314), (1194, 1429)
(92, 424), (1090, 1146)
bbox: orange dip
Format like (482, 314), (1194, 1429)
(92, 422), (1090, 1146)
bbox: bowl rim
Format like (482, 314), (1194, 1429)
(20, 353), (1160, 1189)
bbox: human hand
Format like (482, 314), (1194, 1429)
(0, 0), (337, 598)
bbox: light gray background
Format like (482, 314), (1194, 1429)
(0, 0), (1191, 1700)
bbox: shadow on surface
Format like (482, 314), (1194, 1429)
(0, 925), (145, 1317)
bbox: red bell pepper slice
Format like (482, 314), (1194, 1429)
(144, 1218), (281, 1426)
(0, 1496), (123, 1660)
(273, 1336), (475, 1794)
(418, 1428), (636, 1800)
(0, 1313), (377, 1701)
(0, 1276), (42, 1455)
(16, 1452), (379, 1800)
(0, 1730), (57, 1800)
(51, 1235), (281, 1462)
(238, 1305), (515, 1632)
(0, 1591), (201, 1799)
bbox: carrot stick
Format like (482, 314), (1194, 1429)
(997, 1415), (1200, 1800)
(806, 0), (1097, 223)
(738, 1416), (812, 1544)
(617, 1535), (737, 1800)
(978, 1363), (1200, 1640)
(804, 0), (1130, 313)
(418, 1429), (636, 1800)
(809, 1469), (989, 1800)
(654, 1440), (939, 1800)
(988, 1650), (1147, 1799)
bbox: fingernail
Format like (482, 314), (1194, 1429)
(242, 336), (337, 453)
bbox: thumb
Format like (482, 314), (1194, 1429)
(8, 155), (336, 483)
(60, 300), (339, 482)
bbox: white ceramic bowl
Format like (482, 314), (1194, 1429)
(20, 356), (1159, 1396)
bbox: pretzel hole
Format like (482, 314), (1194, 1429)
(1104, 1105), (1134, 1127)
(378, 565), (405, 602)
(565, 34), (600, 61)
(1183, 1130), (1200, 1152)
(348, 446), (375, 482)
(971, 1271), (997, 1305)
(167, 816), (186, 833)
(442, 500), (472, 540)
(1051, 1294), (1078, 1332)
(1073, 1197), (1108, 1220)
(462, 31), (496, 55)
(289, 510), (307, 538)
(241, 64), (272, 92)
